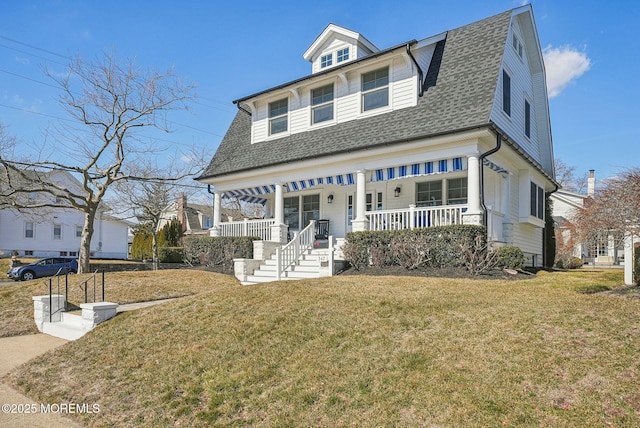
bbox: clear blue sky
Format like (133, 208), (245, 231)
(1, 0), (638, 184)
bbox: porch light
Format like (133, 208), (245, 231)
(327, 194), (334, 204)
(394, 186), (401, 197)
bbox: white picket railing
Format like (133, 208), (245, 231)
(275, 220), (315, 280)
(218, 218), (275, 240)
(366, 205), (467, 231)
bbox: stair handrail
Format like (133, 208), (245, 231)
(276, 220), (315, 280)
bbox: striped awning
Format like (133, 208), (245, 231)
(370, 157), (466, 182)
(483, 159), (509, 175)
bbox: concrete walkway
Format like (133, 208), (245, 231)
(0, 297), (181, 427)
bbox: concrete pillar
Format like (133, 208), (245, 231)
(33, 294), (65, 331)
(274, 183), (284, 224)
(463, 154), (483, 225)
(211, 190), (222, 237)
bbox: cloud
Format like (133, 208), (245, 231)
(543, 45), (591, 98)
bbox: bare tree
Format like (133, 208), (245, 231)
(0, 52), (196, 273)
(555, 158), (588, 193)
(112, 159), (204, 269)
(573, 168), (640, 256)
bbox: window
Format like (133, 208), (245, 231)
(25, 222), (34, 239)
(366, 192), (383, 211)
(447, 178), (468, 205)
(70, 251), (77, 257)
(302, 194), (320, 227)
(530, 181), (544, 220)
(337, 48), (349, 63)
(416, 181), (442, 206)
(347, 195), (354, 225)
(362, 67), (389, 111)
(76, 225), (83, 238)
(60, 251), (68, 256)
(202, 216), (213, 229)
(53, 224), (62, 240)
(512, 34), (523, 59)
(284, 196), (299, 229)
(524, 99), (531, 138)
(321, 54), (332, 68)
(502, 70), (511, 116)
(268, 98), (288, 135)
(311, 84), (334, 124)
(25, 250), (33, 256)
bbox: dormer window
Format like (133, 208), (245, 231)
(321, 54), (333, 68)
(337, 48), (349, 63)
(362, 67), (389, 111)
(269, 98), (288, 135)
(311, 84), (334, 124)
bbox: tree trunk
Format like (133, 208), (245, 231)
(78, 206), (97, 274)
(152, 230), (159, 271)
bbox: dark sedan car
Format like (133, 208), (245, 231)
(7, 257), (78, 281)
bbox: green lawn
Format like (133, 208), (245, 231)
(3, 269), (639, 427)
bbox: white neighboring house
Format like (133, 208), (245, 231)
(551, 170), (624, 266)
(0, 170), (130, 259)
(198, 6), (558, 283)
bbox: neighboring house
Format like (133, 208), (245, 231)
(158, 194), (244, 237)
(0, 170), (130, 259)
(551, 170), (625, 266)
(197, 5), (557, 282)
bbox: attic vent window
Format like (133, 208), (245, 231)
(337, 48), (349, 63)
(512, 34), (523, 59)
(321, 54), (333, 68)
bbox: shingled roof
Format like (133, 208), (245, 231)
(200, 9), (512, 180)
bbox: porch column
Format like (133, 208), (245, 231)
(211, 190), (222, 237)
(463, 154), (483, 225)
(270, 183), (288, 243)
(352, 170), (369, 232)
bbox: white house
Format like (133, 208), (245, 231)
(0, 170), (130, 259)
(197, 6), (557, 283)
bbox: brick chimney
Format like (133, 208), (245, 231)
(587, 170), (596, 197)
(177, 193), (187, 232)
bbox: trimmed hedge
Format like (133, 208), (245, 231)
(159, 247), (184, 263)
(343, 225), (486, 271)
(635, 243), (640, 285)
(495, 246), (525, 270)
(184, 236), (257, 272)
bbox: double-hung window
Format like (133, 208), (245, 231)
(53, 224), (62, 240)
(25, 222), (34, 239)
(447, 178), (468, 205)
(416, 181), (443, 206)
(311, 84), (334, 124)
(530, 181), (544, 220)
(269, 98), (288, 135)
(362, 67), (389, 111)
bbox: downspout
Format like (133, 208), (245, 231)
(405, 44), (424, 97)
(233, 101), (252, 116)
(478, 132), (502, 227)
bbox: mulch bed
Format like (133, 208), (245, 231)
(338, 265), (533, 280)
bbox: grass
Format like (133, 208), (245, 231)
(0, 269), (227, 337)
(3, 268), (639, 426)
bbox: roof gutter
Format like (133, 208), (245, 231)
(405, 44), (424, 97)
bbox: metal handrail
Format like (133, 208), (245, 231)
(275, 220), (315, 280)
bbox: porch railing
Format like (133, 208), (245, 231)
(275, 220), (315, 280)
(218, 218), (275, 240)
(366, 205), (467, 231)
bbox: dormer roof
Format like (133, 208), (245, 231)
(303, 23), (378, 63)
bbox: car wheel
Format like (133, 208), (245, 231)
(68, 269), (77, 275)
(21, 271), (35, 281)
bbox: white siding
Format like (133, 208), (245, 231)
(490, 19), (541, 164)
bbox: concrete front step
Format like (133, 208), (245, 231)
(42, 316), (85, 341)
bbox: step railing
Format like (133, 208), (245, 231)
(47, 270), (105, 322)
(275, 220), (315, 280)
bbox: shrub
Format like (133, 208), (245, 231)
(460, 234), (498, 275)
(567, 256), (584, 269)
(495, 246), (525, 270)
(184, 236), (256, 272)
(159, 247), (184, 263)
(634, 243), (640, 285)
(343, 225), (486, 271)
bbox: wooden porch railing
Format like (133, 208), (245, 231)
(218, 218), (275, 240)
(366, 205), (467, 231)
(275, 220), (315, 280)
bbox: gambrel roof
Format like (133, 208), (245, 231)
(201, 9), (547, 181)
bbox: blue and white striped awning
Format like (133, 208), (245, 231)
(483, 158), (509, 175)
(370, 157), (466, 182)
